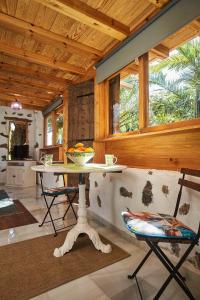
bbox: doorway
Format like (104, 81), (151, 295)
(8, 120), (28, 159)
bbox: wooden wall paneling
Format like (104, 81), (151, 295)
(93, 141), (105, 164)
(105, 128), (200, 170)
(94, 79), (109, 140)
(139, 52), (149, 129)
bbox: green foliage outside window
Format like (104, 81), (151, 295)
(56, 114), (63, 144)
(117, 37), (200, 132)
(149, 37), (200, 125)
(119, 74), (139, 132)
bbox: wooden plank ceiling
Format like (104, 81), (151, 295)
(0, 0), (199, 110)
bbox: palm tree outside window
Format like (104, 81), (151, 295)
(149, 37), (200, 126)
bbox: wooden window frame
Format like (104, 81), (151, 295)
(100, 51), (200, 142)
(44, 111), (55, 147)
(44, 105), (64, 147)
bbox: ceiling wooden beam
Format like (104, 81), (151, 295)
(0, 62), (69, 85)
(0, 100), (43, 111)
(150, 44), (169, 58)
(0, 88), (52, 103)
(130, 4), (158, 32)
(0, 74), (63, 93)
(0, 94), (47, 107)
(0, 42), (85, 74)
(34, 0), (130, 41)
(124, 63), (139, 73)
(190, 18), (200, 31)
(0, 83), (54, 100)
(0, 12), (102, 58)
(148, 0), (168, 8)
(73, 66), (95, 83)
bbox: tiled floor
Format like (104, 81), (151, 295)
(0, 184), (200, 300)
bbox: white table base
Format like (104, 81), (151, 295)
(54, 184), (112, 257)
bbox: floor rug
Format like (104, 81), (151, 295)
(0, 189), (9, 200)
(0, 200), (38, 230)
(0, 230), (130, 300)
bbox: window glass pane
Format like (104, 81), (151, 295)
(56, 114), (63, 144)
(120, 74), (139, 132)
(109, 68), (139, 134)
(47, 115), (52, 146)
(149, 37), (200, 126)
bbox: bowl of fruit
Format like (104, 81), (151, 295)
(66, 143), (95, 166)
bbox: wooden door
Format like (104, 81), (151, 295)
(67, 80), (94, 204)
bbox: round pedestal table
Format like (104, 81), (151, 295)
(31, 163), (126, 257)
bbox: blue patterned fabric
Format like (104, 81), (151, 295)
(122, 210), (196, 241)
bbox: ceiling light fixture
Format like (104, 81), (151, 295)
(10, 99), (22, 110)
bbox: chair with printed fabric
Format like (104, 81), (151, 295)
(122, 168), (200, 300)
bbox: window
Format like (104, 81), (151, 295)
(44, 106), (64, 146)
(46, 115), (53, 146)
(106, 18), (200, 138)
(56, 113), (63, 144)
(109, 64), (139, 134)
(149, 37), (200, 126)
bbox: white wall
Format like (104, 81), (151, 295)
(89, 168), (200, 270)
(0, 106), (44, 183)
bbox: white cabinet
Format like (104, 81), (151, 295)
(6, 160), (36, 187)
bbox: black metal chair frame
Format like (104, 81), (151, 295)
(128, 168), (200, 300)
(39, 172), (78, 236)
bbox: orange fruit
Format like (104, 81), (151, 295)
(85, 147), (94, 153)
(74, 148), (82, 152)
(75, 143), (84, 148)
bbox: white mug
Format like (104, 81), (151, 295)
(105, 154), (117, 166)
(40, 154), (53, 166)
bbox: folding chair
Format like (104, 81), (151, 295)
(39, 172), (78, 236)
(122, 168), (200, 300)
